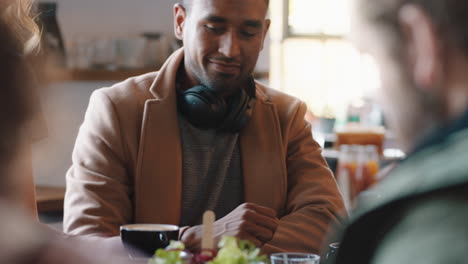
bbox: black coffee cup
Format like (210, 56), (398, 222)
(120, 224), (179, 257)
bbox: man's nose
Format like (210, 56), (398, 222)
(218, 30), (241, 58)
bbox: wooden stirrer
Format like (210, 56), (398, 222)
(201, 210), (215, 250)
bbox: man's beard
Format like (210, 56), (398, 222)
(198, 71), (246, 97)
(379, 60), (445, 153)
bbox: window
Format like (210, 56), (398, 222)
(288, 0), (349, 37)
(270, 0), (380, 125)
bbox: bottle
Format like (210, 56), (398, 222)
(336, 145), (357, 212)
(361, 145), (379, 190)
(36, 2), (66, 66)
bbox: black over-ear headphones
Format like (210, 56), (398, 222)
(177, 77), (256, 132)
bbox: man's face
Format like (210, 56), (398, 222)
(175, 0), (270, 95)
(350, 0), (443, 151)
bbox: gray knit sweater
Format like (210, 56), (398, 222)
(178, 114), (244, 226)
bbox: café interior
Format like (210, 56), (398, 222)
(6, 0), (444, 262)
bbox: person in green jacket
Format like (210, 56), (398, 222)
(330, 0), (468, 263)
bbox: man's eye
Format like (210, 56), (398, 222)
(205, 25), (224, 34)
(241, 31), (257, 38)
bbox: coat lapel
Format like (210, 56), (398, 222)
(134, 49), (184, 225)
(240, 88), (287, 214)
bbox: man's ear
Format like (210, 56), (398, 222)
(174, 3), (187, 40)
(398, 4), (444, 89)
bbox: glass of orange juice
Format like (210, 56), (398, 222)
(336, 145), (379, 211)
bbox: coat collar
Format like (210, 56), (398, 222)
(135, 48), (284, 224)
(148, 48), (184, 100)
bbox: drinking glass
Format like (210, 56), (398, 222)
(270, 253), (320, 264)
(324, 243), (340, 264)
(336, 144), (380, 211)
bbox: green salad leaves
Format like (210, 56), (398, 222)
(149, 241), (185, 264)
(210, 236), (268, 264)
(149, 236), (268, 264)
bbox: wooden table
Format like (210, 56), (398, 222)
(35, 185), (66, 213)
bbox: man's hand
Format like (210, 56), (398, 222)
(181, 203), (279, 251)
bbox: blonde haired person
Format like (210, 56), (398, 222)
(0, 0), (46, 218)
(0, 1), (131, 263)
(0, 0), (41, 54)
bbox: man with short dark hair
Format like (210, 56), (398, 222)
(64, 0), (345, 254)
(330, 0), (468, 263)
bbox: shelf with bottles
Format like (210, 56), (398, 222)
(46, 67), (160, 82)
(46, 67), (269, 83)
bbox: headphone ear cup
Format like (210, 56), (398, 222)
(178, 85), (227, 129)
(219, 88), (255, 132)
